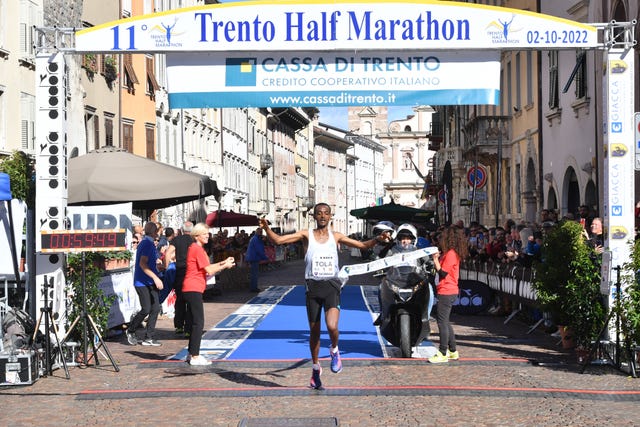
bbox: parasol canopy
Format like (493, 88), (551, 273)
(205, 210), (259, 228)
(68, 147), (219, 210)
(350, 201), (434, 222)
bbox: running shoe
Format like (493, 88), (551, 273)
(140, 339), (162, 347)
(446, 350), (459, 360)
(428, 350), (449, 364)
(175, 327), (184, 334)
(309, 366), (323, 390)
(330, 348), (342, 373)
(189, 356), (212, 366)
(125, 330), (138, 346)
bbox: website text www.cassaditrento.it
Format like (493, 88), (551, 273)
(268, 92), (397, 106)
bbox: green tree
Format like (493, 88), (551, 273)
(65, 252), (116, 343)
(533, 220), (605, 348)
(0, 151), (35, 207)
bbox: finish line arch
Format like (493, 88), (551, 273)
(32, 1), (635, 321)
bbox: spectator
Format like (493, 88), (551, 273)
(245, 228), (269, 293)
(587, 217), (604, 255)
(428, 225), (470, 363)
(127, 222), (165, 347)
(183, 223), (236, 366)
(164, 221), (195, 335)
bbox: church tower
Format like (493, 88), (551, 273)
(347, 107), (388, 137)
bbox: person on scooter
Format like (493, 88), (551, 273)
(373, 224), (430, 326)
(370, 221), (396, 260)
(428, 225), (470, 363)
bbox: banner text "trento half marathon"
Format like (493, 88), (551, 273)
(194, 11), (469, 43)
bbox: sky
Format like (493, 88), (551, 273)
(318, 106), (416, 130)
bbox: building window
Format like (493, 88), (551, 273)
(505, 165), (511, 214)
(123, 122), (133, 153)
(20, 92), (35, 151)
(145, 125), (155, 159)
(0, 86), (5, 149)
(146, 55), (160, 100)
(515, 53), (521, 111)
(548, 51), (559, 109)
(506, 60), (512, 113)
(515, 163), (521, 214)
(19, 0), (39, 61)
(526, 51), (533, 106)
(574, 51), (587, 99)
(84, 111), (99, 152)
(105, 117), (114, 146)
(123, 54), (139, 94)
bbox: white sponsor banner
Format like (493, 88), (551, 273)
(338, 247), (438, 285)
(167, 51), (500, 108)
(602, 50), (635, 303)
(75, 0), (597, 53)
(0, 199), (26, 276)
(66, 203), (133, 232)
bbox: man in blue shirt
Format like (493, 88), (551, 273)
(127, 222), (165, 346)
(244, 227), (269, 292)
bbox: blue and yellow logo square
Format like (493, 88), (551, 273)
(225, 58), (257, 87)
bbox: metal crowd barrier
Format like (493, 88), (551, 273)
(460, 259), (544, 334)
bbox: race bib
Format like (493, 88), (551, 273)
(312, 254), (335, 278)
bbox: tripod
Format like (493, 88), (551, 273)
(32, 275), (69, 379)
(62, 252), (119, 372)
(580, 266), (637, 377)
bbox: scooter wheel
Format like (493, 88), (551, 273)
(399, 313), (412, 358)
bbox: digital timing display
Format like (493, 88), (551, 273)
(41, 229), (127, 253)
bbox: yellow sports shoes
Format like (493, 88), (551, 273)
(428, 350), (449, 364)
(446, 350), (459, 360)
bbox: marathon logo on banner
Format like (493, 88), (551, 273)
(35, 53), (68, 252)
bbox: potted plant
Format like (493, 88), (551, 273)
(533, 220), (605, 350)
(65, 252), (116, 348)
(81, 54), (98, 75)
(617, 238), (640, 366)
(103, 55), (118, 83)
(99, 250), (132, 270)
(0, 150), (35, 208)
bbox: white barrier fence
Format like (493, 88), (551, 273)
(460, 260), (543, 333)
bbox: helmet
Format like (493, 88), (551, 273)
(373, 221), (395, 235)
(395, 224), (417, 242)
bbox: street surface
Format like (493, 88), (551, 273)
(1, 251), (639, 426)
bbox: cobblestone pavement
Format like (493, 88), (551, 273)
(1, 252), (639, 426)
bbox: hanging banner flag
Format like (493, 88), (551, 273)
(338, 247), (439, 285)
(602, 49), (635, 303)
(74, 0), (598, 53)
(167, 51), (500, 108)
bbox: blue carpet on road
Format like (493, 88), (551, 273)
(228, 285), (384, 360)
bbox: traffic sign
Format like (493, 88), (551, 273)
(467, 165), (487, 188)
(438, 189), (446, 203)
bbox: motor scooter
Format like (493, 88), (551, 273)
(378, 268), (435, 358)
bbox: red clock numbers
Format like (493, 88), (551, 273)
(41, 229), (127, 253)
